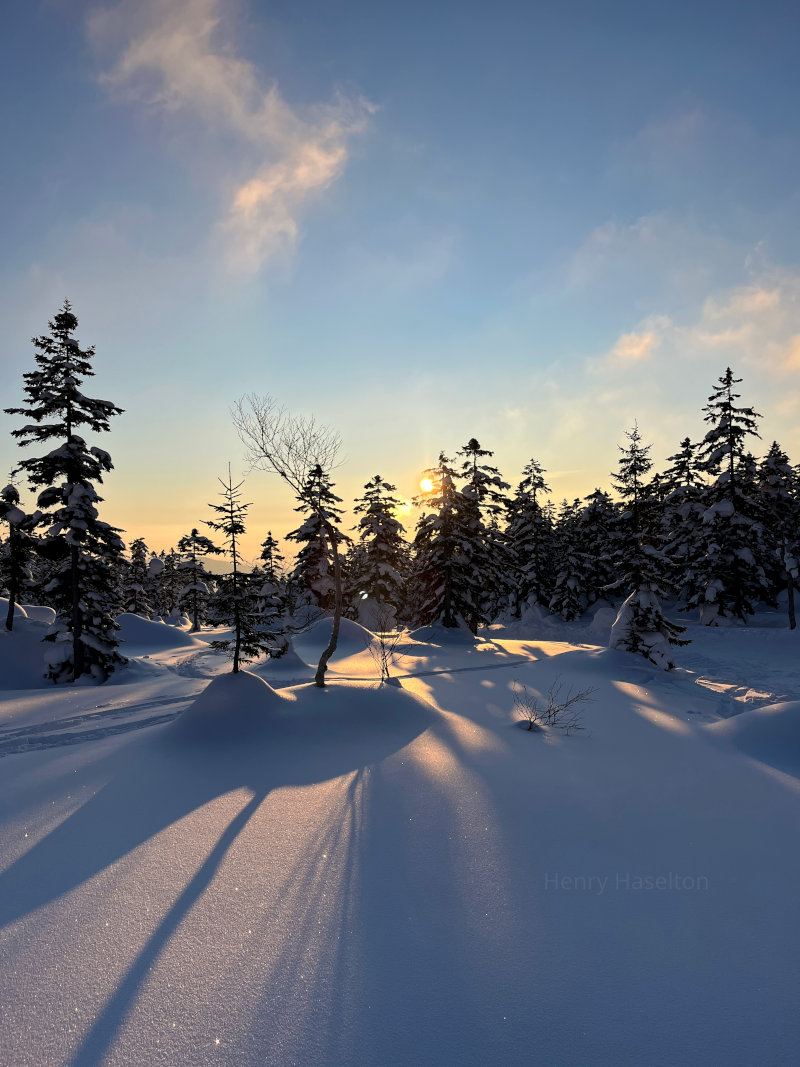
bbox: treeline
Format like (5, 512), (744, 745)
(2, 302), (798, 683)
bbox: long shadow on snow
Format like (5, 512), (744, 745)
(0, 683), (435, 1066)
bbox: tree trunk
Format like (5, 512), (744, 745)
(787, 573), (796, 631)
(71, 542), (83, 681)
(314, 519), (342, 687)
(5, 527), (17, 631)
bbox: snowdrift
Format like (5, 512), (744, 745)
(0, 615), (51, 688)
(0, 598), (28, 620)
(165, 670), (286, 744)
(708, 700), (800, 777)
(115, 613), (204, 655)
(292, 616), (377, 663)
(18, 603), (56, 625)
(408, 618), (478, 645)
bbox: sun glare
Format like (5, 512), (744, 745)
(420, 477), (434, 493)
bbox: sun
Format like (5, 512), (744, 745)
(419, 477), (434, 493)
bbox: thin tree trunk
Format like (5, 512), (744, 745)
(71, 542), (83, 681)
(5, 585), (16, 631)
(314, 518), (342, 687)
(5, 528), (17, 631)
(232, 524), (241, 673)
(787, 573), (796, 631)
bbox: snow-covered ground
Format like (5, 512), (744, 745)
(0, 609), (798, 1066)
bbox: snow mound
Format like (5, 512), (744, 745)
(252, 642), (311, 681)
(19, 603), (56, 625)
(709, 700), (800, 777)
(0, 616), (49, 688)
(116, 613), (204, 654)
(408, 619), (477, 645)
(0, 598), (28, 620)
(588, 605), (616, 637)
(293, 616), (377, 662)
(165, 671), (285, 744)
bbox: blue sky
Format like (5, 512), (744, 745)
(1, 0), (799, 557)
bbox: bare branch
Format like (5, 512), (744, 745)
(232, 393), (343, 495)
(513, 678), (597, 734)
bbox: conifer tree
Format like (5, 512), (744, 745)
(758, 441), (799, 627)
(548, 499), (590, 621)
(259, 532), (285, 585)
(177, 528), (222, 631)
(506, 459), (554, 616)
(4, 301), (126, 681)
(205, 472), (282, 671)
(350, 474), (407, 624)
(661, 438), (707, 610)
(409, 454), (473, 630)
(286, 464), (348, 612)
(123, 537), (152, 616)
(575, 488), (617, 606)
(688, 368), (770, 622)
(0, 485), (38, 631)
(607, 425), (687, 668)
(455, 438), (510, 631)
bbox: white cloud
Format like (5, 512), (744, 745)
(612, 329), (660, 362)
(88, 0), (373, 272)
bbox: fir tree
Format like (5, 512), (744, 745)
(123, 537), (152, 616)
(607, 425), (687, 668)
(661, 438), (707, 610)
(548, 499), (590, 622)
(758, 441), (799, 628)
(259, 532), (285, 585)
(205, 472), (282, 671)
(455, 438), (510, 631)
(0, 484), (38, 631)
(409, 453), (475, 630)
(177, 528), (222, 631)
(689, 368), (770, 623)
(506, 459), (554, 616)
(350, 474), (407, 624)
(286, 464), (348, 612)
(575, 488), (617, 606)
(4, 301), (126, 681)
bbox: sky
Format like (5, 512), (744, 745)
(1, 0), (799, 561)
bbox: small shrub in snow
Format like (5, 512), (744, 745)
(513, 678), (596, 734)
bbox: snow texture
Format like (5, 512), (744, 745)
(0, 609), (798, 1066)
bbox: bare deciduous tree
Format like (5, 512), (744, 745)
(513, 678), (596, 734)
(233, 394), (344, 687)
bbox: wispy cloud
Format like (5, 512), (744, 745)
(88, 0), (373, 272)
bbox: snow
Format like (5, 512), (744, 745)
(0, 612), (798, 1065)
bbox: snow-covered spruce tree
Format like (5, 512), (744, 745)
(259, 531), (285, 585)
(122, 537), (152, 616)
(409, 453), (475, 630)
(286, 464), (348, 613)
(687, 368), (770, 623)
(758, 441), (799, 627)
(607, 424), (688, 668)
(574, 488), (617, 606)
(148, 549), (182, 619)
(506, 459), (554, 617)
(177, 528), (222, 631)
(0, 484), (38, 631)
(205, 472), (283, 672)
(455, 438), (511, 632)
(4, 301), (126, 681)
(255, 531), (290, 650)
(661, 438), (707, 610)
(350, 474), (407, 626)
(548, 499), (591, 621)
